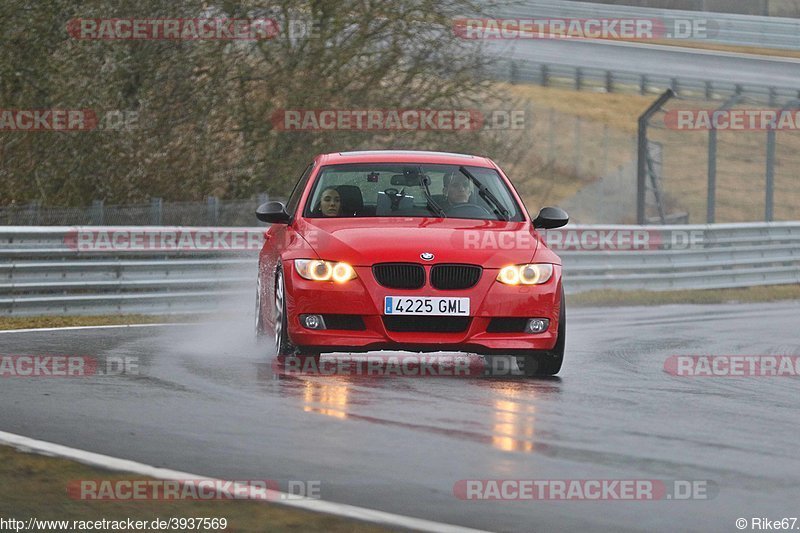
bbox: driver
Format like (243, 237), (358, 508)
(441, 173), (472, 209)
(312, 187), (342, 217)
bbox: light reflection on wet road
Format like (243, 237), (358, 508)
(1, 301), (799, 532)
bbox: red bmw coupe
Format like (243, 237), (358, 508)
(255, 150), (569, 376)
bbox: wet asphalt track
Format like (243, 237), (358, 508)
(485, 38), (800, 89)
(1, 301), (799, 533)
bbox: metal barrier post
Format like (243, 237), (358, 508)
(91, 200), (105, 225)
(766, 99), (800, 222)
(207, 196), (219, 225)
(27, 201), (41, 225)
(708, 94), (743, 223)
(637, 89), (675, 225)
(574, 117), (582, 176)
(150, 198), (163, 225)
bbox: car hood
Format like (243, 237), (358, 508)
(297, 217), (541, 268)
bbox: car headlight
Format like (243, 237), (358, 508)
(496, 264), (554, 285)
(295, 259), (357, 282)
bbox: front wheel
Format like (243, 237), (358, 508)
(274, 268), (296, 358)
(516, 287), (566, 377)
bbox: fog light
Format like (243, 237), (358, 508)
(301, 314), (326, 330)
(525, 319), (550, 334)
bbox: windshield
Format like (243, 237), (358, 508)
(303, 163), (525, 221)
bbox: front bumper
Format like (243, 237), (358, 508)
(283, 261), (563, 354)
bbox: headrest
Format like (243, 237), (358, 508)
(336, 185), (363, 215)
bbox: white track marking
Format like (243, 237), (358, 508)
(0, 431), (489, 533)
(0, 321), (489, 532)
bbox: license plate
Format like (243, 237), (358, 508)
(384, 296), (470, 316)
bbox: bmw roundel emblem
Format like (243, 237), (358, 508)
(420, 252), (434, 261)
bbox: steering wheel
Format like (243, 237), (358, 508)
(446, 203), (492, 218)
(384, 188), (406, 211)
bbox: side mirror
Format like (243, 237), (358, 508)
(533, 207), (569, 229)
(256, 201), (291, 224)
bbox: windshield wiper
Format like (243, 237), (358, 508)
(417, 166), (447, 218)
(458, 166), (510, 221)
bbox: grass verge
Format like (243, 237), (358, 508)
(0, 315), (199, 331)
(0, 445), (390, 533)
(499, 82), (648, 211)
(635, 39), (800, 60)
(505, 83), (650, 134)
(569, 284), (800, 307)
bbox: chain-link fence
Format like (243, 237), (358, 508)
(514, 88), (800, 225)
(642, 93), (800, 224)
(524, 107), (638, 224)
(0, 196), (279, 226)
(5, 89), (799, 228)
(532, 108), (637, 181)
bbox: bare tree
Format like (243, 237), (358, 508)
(0, 0), (510, 206)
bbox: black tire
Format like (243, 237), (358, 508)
(517, 286), (566, 377)
(274, 268), (296, 358)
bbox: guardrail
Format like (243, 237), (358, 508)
(0, 227), (259, 316)
(1, 223), (798, 316)
(553, 222), (800, 292)
(492, 60), (800, 104)
(498, 0), (800, 50)
(480, 0), (800, 103)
